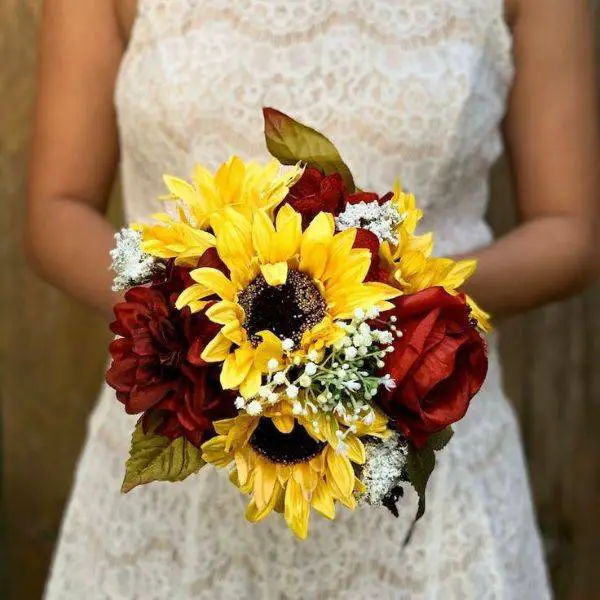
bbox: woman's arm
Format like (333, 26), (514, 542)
(24, 0), (127, 320)
(461, 0), (600, 317)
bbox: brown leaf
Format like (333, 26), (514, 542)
(263, 107), (355, 192)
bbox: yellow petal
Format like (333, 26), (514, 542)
(206, 300), (244, 326)
(326, 448), (355, 499)
(190, 268), (236, 301)
(325, 249), (371, 287)
(163, 175), (199, 207)
(246, 484), (282, 523)
(253, 331), (284, 371)
(214, 156), (245, 205)
(336, 492), (357, 511)
(311, 481), (336, 520)
(220, 319), (246, 346)
(260, 262), (289, 286)
(299, 212), (334, 279)
(200, 436), (232, 468)
(212, 417), (238, 436)
(284, 478), (310, 540)
(323, 228), (357, 280)
(235, 451), (249, 486)
(254, 460), (278, 511)
(345, 434), (366, 465)
(328, 282), (401, 319)
(240, 366), (262, 399)
(466, 295), (493, 332)
(354, 476), (367, 494)
(252, 210), (276, 263)
(220, 346), (253, 390)
(201, 332), (232, 363)
(273, 414), (295, 434)
(301, 243), (329, 282)
(276, 465), (292, 485)
(273, 204), (302, 262)
(175, 285), (214, 312)
(292, 462), (319, 497)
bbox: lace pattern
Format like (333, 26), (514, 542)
(45, 1), (551, 598)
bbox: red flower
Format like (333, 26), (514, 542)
(106, 267), (235, 447)
(345, 190), (394, 207)
(352, 228), (391, 283)
(284, 167), (346, 226)
(377, 288), (488, 448)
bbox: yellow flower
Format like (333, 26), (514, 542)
(201, 403), (388, 539)
(177, 206), (401, 397)
(132, 209), (216, 267)
(133, 156), (303, 265)
(380, 182), (492, 331)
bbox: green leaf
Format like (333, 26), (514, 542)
(426, 427), (454, 452)
(404, 427), (454, 521)
(262, 107), (356, 192)
(405, 442), (435, 521)
(121, 416), (205, 493)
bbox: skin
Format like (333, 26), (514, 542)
(24, 0), (600, 323)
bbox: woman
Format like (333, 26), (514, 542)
(26, 0), (598, 598)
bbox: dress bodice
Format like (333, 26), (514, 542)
(116, 0), (513, 257)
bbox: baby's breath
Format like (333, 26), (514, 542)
(110, 228), (158, 292)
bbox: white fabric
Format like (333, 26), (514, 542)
(45, 1), (552, 598)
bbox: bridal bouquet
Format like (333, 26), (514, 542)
(106, 108), (489, 539)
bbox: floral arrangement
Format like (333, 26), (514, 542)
(106, 108), (489, 539)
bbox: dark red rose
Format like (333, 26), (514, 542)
(106, 266), (235, 447)
(377, 288), (488, 448)
(352, 228), (391, 283)
(284, 167), (346, 226)
(345, 190), (394, 207)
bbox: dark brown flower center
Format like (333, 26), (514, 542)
(238, 269), (326, 348)
(250, 418), (326, 465)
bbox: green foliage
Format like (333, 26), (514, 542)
(405, 427), (454, 521)
(121, 415), (205, 493)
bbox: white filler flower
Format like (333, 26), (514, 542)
(110, 228), (157, 292)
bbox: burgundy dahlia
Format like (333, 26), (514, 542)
(106, 266), (235, 447)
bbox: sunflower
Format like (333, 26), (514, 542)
(201, 402), (390, 539)
(176, 205), (401, 397)
(380, 182), (492, 331)
(133, 156), (303, 266)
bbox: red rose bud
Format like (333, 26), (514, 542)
(106, 267), (235, 447)
(285, 167), (346, 226)
(352, 228), (390, 283)
(377, 288), (488, 448)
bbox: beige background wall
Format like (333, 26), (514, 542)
(1, 2), (599, 599)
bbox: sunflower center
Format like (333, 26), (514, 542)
(238, 269), (326, 348)
(250, 418), (326, 465)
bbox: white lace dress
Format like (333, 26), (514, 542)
(45, 1), (552, 598)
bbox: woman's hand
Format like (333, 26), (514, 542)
(460, 0), (599, 317)
(24, 0), (127, 320)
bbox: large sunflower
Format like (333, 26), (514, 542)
(133, 156), (303, 266)
(176, 205), (401, 397)
(201, 402), (390, 539)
